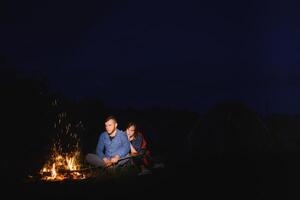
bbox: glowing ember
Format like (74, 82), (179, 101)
(39, 109), (88, 181)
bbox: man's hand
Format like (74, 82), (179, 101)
(110, 155), (120, 164)
(103, 157), (112, 167)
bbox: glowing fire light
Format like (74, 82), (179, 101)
(39, 108), (88, 181)
(39, 144), (87, 181)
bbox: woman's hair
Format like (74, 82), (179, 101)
(126, 122), (139, 137)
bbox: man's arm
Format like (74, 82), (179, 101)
(96, 133), (105, 159)
(115, 132), (131, 158)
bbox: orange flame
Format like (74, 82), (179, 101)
(40, 144), (87, 181)
(39, 109), (89, 181)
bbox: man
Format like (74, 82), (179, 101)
(85, 116), (130, 167)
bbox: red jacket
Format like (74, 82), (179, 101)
(139, 132), (151, 166)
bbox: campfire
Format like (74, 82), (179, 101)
(39, 111), (90, 181)
(39, 144), (87, 181)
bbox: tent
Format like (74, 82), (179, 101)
(187, 102), (273, 157)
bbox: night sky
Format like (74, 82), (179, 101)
(1, 0), (300, 114)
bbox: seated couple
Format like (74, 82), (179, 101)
(85, 116), (152, 175)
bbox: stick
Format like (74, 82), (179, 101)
(59, 154), (143, 174)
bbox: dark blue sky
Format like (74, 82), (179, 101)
(1, 0), (300, 114)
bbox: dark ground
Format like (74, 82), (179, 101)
(3, 152), (299, 200)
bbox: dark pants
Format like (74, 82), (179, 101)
(85, 153), (131, 167)
(85, 153), (106, 167)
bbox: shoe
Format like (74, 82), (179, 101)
(138, 169), (151, 176)
(153, 163), (165, 169)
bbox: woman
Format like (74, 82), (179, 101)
(125, 122), (152, 175)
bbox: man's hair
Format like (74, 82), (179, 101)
(105, 115), (118, 123)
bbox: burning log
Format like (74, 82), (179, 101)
(39, 150), (89, 181)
